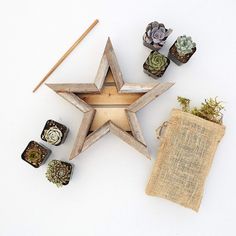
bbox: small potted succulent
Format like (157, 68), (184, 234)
(143, 21), (173, 51)
(168, 35), (196, 65)
(46, 160), (73, 187)
(21, 140), (51, 168)
(41, 120), (68, 146)
(143, 51), (170, 79)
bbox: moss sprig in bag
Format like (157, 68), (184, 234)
(146, 98), (225, 211)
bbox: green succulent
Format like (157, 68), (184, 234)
(144, 51), (168, 75)
(28, 150), (42, 162)
(175, 35), (196, 56)
(46, 160), (72, 187)
(25, 146), (45, 167)
(177, 96), (224, 124)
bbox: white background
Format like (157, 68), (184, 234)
(1, 0), (236, 235)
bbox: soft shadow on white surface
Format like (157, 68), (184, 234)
(1, 0), (236, 235)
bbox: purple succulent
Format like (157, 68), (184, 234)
(143, 21), (172, 50)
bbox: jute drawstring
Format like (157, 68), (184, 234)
(156, 121), (168, 139)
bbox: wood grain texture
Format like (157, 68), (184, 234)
(105, 38), (124, 90)
(82, 121), (111, 152)
(126, 110), (146, 145)
(109, 122), (150, 159)
(128, 82), (174, 112)
(46, 38), (174, 160)
(104, 70), (115, 84)
(94, 53), (109, 90)
(70, 109), (95, 160)
(57, 92), (92, 112)
(90, 107), (130, 131)
(121, 82), (159, 93)
(46, 83), (99, 93)
(78, 86), (143, 105)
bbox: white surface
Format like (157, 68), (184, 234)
(1, 0), (236, 235)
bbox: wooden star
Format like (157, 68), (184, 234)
(47, 38), (174, 160)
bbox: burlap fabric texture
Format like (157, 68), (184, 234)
(146, 109), (225, 211)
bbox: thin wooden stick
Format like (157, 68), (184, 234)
(33, 19), (99, 93)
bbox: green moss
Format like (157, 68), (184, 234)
(177, 97), (190, 112)
(177, 96), (224, 124)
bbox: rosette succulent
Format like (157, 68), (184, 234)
(41, 120), (68, 146)
(26, 148), (43, 165)
(46, 160), (72, 187)
(21, 141), (51, 168)
(43, 126), (62, 145)
(143, 21), (172, 50)
(143, 51), (169, 78)
(175, 35), (196, 56)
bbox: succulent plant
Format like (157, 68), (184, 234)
(26, 148), (43, 165)
(22, 141), (50, 168)
(175, 35), (196, 56)
(41, 120), (68, 146)
(143, 21), (172, 50)
(144, 51), (169, 77)
(46, 160), (72, 187)
(43, 126), (63, 145)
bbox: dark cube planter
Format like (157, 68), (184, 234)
(168, 41), (196, 65)
(46, 160), (73, 187)
(21, 141), (51, 168)
(143, 51), (170, 79)
(143, 41), (164, 51)
(41, 120), (68, 146)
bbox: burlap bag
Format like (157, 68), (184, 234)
(146, 109), (225, 211)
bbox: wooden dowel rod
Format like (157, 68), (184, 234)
(33, 19), (99, 93)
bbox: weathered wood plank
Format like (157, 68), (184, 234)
(109, 122), (150, 159)
(78, 86), (143, 105)
(46, 38), (173, 160)
(82, 121), (110, 152)
(126, 110), (146, 145)
(104, 69), (115, 84)
(127, 82), (174, 112)
(57, 92), (92, 112)
(94, 53), (109, 90)
(105, 38), (124, 90)
(46, 83), (99, 93)
(70, 109), (95, 160)
(120, 82), (159, 93)
(90, 107), (131, 131)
